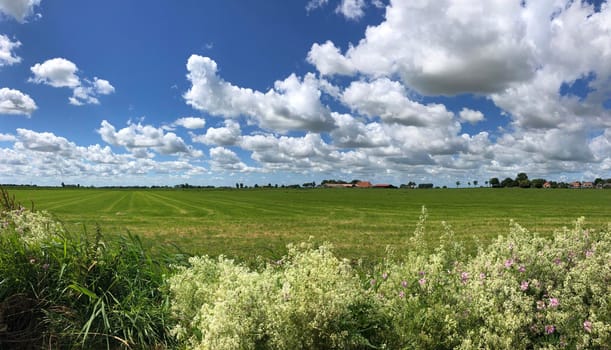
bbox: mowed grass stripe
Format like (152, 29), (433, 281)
(7, 187), (610, 262)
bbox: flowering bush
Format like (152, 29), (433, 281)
(169, 241), (395, 349)
(169, 208), (610, 350)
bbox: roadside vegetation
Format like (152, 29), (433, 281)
(1, 187), (609, 349)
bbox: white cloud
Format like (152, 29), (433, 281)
(0, 87), (37, 116)
(209, 146), (250, 172)
(0, 0), (41, 22)
(0, 132), (15, 142)
(0, 34), (21, 66)
(184, 55), (335, 132)
(306, 0), (329, 12)
(459, 108), (485, 124)
(341, 78), (455, 127)
(93, 77), (115, 95)
(97, 120), (202, 157)
(30, 58), (80, 88)
(308, 0), (537, 95)
(30, 58), (115, 105)
(336, 0), (366, 20)
(192, 119), (241, 146)
(173, 117), (206, 129)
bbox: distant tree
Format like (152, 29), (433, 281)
(489, 177), (500, 187)
(473, 180), (478, 187)
(61, 182), (65, 188)
(594, 178), (604, 186)
(501, 177), (516, 188)
(531, 178), (547, 188)
(484, 180), (489, 187)
(456, 181), (461, 188)
(236, 183), (239, 189)
(468, 182), (471, 187)
(516, 172), (528, 182)
(254, 184), (259, 188)
(240, 183), (244, 189)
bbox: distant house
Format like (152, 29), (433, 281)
(355, 181), (372, 188)
(571, 181), (581, 189)
(582, 182), (594, 189)
(373, 184), (395, 189)
(543, 182), (552, 189)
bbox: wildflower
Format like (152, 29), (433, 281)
(398, 291), (405, 299)
(520, 281), (529, 291)
(479, 272), (486, 279)
(504, 258), (514, 268)
(370, 279), (376, 286)
(518, 265), (526, 273)
(418, 278), (426, 286)
(42, 263), (50, 270)
(583, 320), (592, 333)
(401, 280), (408, 288)
(553, 258), (562, 265)
(549, 297), (559, 308)
(585, 249), (593, 257)
(29, 258), (36, 264)
(460, 272), (469, 283)
(418, 270), (425, 276)
(382, 272), (388, 280)
(536, 300), (546, 310)
(545, 325), (555, 334)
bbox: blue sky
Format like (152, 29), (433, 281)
(0, 0), (610, 187)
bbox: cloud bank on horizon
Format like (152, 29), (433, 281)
(0, 0), (610, 186)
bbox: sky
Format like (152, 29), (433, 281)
(0, 0), (610, 187)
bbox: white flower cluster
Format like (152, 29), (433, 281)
(1, 207), (64, 246)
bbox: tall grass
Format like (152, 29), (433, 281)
(0, 187), (183, 349)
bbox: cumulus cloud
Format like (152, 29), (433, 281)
(97, 120), (202, 157)
(184, 55), (335, 132)
(308, 0), (537, 95)
(30, 58), (115, 105)
(209, 146), (251, 172)
(336, 0), (366, 20)
(459, 108), (485, 124)
(0, 0), (41, 22)
(0, 128), (207, 184)
(0, 87), (37, 116)
(0, 132), (16, 142)
(0, 34), (21, 66)
(192, 119), (241, 146)
(173, 117), (206, 129)
(341, 78), (455, 127)
(30, 58), (80, 87)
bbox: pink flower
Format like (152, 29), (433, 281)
(549, 297), (559, 308)
(479, 273), (486, 279)
(401, 280), (408, 288)
(583, 320), (592, 333)
(520, 281), (529, 291)
(545, 325), (555, 334)
(585, 250), (593, 258)
(460, 272), (469, 283)
(382, 272), (388, 280)
(398, 291), (405, 299)
(370, 279), (376, 286)
(418, 278), (426, 286)
(553, 258), (562, 265)
(518, 265), (526, 273)
(504, 259), (514, 268)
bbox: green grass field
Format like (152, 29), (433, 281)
(6, 187), (610, 262)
